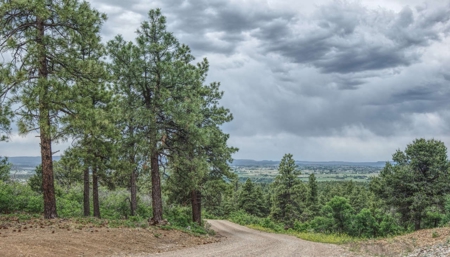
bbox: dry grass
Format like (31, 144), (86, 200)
(346, 226), (450, 257)
(247, 224), (356, 244)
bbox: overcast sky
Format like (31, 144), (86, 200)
(2, 0), (450, 161)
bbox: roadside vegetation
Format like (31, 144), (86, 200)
(0, 175), (212, 235)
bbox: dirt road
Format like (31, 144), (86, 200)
(143, 220), (356, 257)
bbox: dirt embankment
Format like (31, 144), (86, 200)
(0, 217), (219, 257)
(348, 226), (450, 257)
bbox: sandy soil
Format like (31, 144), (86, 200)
(138, 220), (357, 257)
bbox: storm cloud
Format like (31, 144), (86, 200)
(2, 0), (450, 161)
(257, 2), (450, 73)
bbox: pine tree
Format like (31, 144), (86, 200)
(322, 196), (354, 234)
(238, 179), (258, 215)
(371, 138), (450, 230)
(237, 179), (266, 217)
(167, 125), (236, 225)
(271, 154), (306, 226)
(0, 61), (12, 142)
(166, 72), (237, 224)
(0, 0), (106, 219)
(108, 9), (199, 223)
(53, 157), (82, 190)
(59, 61), (116, 218)
(28, 165), (43, 193)
(106, 38), (142, 217)
(0, 157), (11, 182)
(201, 177), (234, 217)
(307, 173), (319, 213)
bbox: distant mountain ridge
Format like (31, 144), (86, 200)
(232, 159), (389, 167)
(6, 156), (61, 170)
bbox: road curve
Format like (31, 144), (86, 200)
(145, 220), (355, 257)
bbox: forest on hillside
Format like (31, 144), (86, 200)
(1, 137), (450, 239)
(1, 0), (450, 241)
(228, 138), (450, 237)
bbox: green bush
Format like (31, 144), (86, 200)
(0, 181), (13, 212)
(352, 208), (378, 238)
(165, 206), (191, 228)
(293, 220), (309, 232)
(309, 216), (333, 233)
(229, 210), (258, 225)
(378, 214), (401, 237)
(0, 181), (43, 214)
(99, 187), (130, 219)
(136, 203), (152, 218)
(57, 197), (83, 217)
(228, 210), (284, 232)
(162, 205), (209, 234)
(261, 217), (283, 232)
(28, 165), (43, 193)
(322, 196), (354, 234)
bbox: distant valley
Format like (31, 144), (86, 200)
(6, 156), (386, 183)
(232, 159), (386, 183)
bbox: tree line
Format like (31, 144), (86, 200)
(226, 139), (450, 237)
(0, 1), (235, 225)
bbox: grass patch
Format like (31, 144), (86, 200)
(228, 211), (357, 244)
(0, 213), (41, 221)
(0, 213), (210, 235)
(247, 224), (356, 244)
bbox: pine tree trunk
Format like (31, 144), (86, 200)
(151, 150), (163, 223)
(129, 126), (137, 217)
(130, 166), (137, 216)
(93, 166), (100, 218)
(83, 167), (90, 216)
(40, 129), (57, 219)
(191, 190), (202, 226)
(414, 217), (421, 231)
(37, 17), (57, 219)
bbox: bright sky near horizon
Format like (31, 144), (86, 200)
(1, 0), (450, 162)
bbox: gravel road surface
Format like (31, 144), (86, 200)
(144, 220), (356, 257)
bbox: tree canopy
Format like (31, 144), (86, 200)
(0, 0), (107, 218)
(371, 138), (450, 230)
(271, 153), (306, 226)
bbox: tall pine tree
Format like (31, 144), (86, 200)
(107, 9), (229, 223)
(0, 0), (106, 218)
(271, 153), (306, 226)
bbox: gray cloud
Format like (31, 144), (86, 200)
(92, 0), (294, 55)
(3, 0), (450, 161)
(216, 50), (450, 141)
(72, 0), (450, 161)
(256, 2), (450, 74)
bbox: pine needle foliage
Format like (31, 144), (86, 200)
(0, 0), (107, 218)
